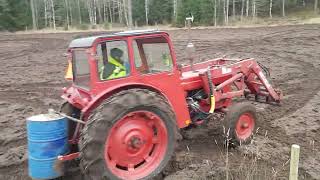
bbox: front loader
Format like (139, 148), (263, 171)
(27, 29), (282, 180)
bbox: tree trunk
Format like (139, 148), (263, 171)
(128, 0), (133, 29)
(44, 0), (47, 27)
(30, 0), (37, 30)
(315, 0), (319, 14)
(241, 0), (244, 21)
(145, 0), (149, 25)
(50, 0), (56, 30)
(269, 0), (273, 18)
(214, 0), (217, 26)
(226, 0), (229, 25)
(232, 0), (235, 18)
(123, 0), (128, 26)
(98, 0), (103, 24)
(69, 0), (73, 26)
(77, 0), (82, 24)
(112, 0), (115, 23)
(252, 0), (256, 17)
(87, 1), (94, 25)
(282, 0), (285, 17)
(93, 0), (97, 25)
(223, 0), (226, 24)
(34, 0), (39, 29)
(118, 0), (123, 24)
(173, 0), (177, 22)
(87, 1), (92, 25)
(103, 0), (107, 22)
(48, 0), (52, 29)
(246, 0), (249, 17)
(108, 0), (113, 24)
(65, 0), (70, 29)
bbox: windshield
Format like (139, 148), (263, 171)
(133, 37), (173, 74)
(72, 50), (90, 90)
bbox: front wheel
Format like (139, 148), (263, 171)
(223, 102), (257, 146)
(79, 89), (177, 180)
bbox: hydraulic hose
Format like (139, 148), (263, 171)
(257, 61), (270, 77)
(206, 68), (215, 113)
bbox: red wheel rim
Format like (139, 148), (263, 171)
(104, 111), (168, 180)
(235, 113), (255, 141)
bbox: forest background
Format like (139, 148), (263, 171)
(0, 0), (319, 32)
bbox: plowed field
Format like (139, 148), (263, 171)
(0, 24), (319, 180)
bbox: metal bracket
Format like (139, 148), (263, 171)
(49, 109), (86, 124)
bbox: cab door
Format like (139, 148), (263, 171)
(131, 35), (190, 128)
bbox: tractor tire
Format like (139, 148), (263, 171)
(79, 89), (177, 180)
(223, 102), (257, 146)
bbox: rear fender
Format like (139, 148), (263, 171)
(81, 83), (187, 128)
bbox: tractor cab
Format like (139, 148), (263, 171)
(62, 30), (187, 119)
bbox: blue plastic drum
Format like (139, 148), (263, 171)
(27, 113), (69, 180)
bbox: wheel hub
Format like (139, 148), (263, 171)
(236, 113), (255, 140)
(241, 122), (249, 128)
(104, 111), (168, 179)
(128, 136), (144, 150)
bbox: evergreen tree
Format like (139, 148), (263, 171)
(0, 0), (31, 31)
(148, 0), (173, 24)
(132, 0), (145, 25)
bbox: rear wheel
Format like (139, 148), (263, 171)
(79, 89), (177, 180)
(223, 102), (257, 146)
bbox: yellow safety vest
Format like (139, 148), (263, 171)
(100, 56), (126, 80)
(162, 54), (172, 67)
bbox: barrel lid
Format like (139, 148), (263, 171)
(27, 113), (65, 122)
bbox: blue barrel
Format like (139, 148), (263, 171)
(27, 113), (69, 180)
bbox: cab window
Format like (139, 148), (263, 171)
(133, 37), (173, 74)
(96, 40), (130, 80)
(73, 50), (90, 90)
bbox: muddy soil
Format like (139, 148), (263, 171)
(0, 24), (319, 180)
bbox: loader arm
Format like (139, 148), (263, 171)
(216, 58), (282, 102)
(243, 60), (282, 102)
(183, 58), (282, 110)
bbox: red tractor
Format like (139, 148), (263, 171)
(58, 30), (281, 180)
